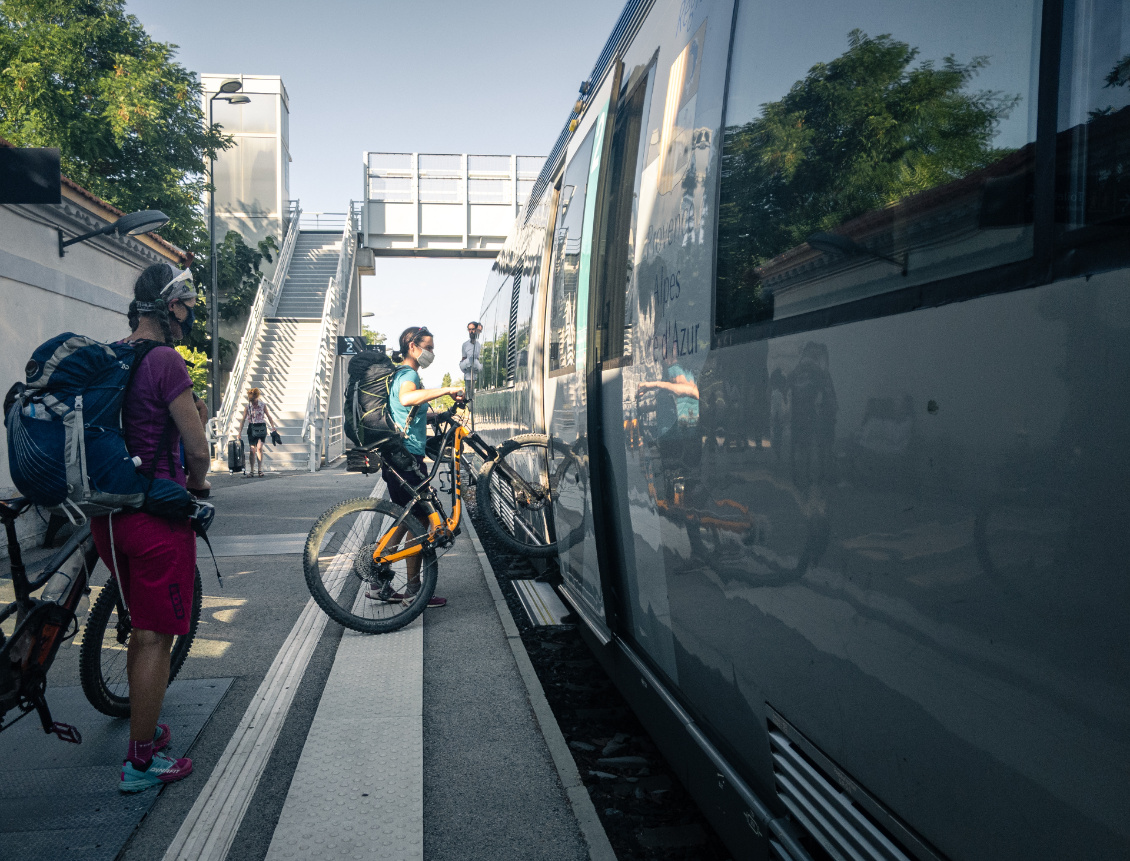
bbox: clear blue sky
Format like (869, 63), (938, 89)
(125, 0), (623, 381)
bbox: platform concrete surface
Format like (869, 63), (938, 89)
(422, 537), (588, 861)
(262, 524), (589, 861)
(3, 466), (602, 860)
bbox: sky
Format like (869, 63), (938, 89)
(125, 0), (622, 382)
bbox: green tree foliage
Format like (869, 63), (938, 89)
(179, 231), (275, 366)
(716, 30), (1018, 327)
(433, 371), (460, 411)
(0, 0), (228, 253)
(175, 345), (208, 394)
(213, 230), (278, 322)
(361, 325), (386, 345)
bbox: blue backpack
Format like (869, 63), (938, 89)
(4, 334), (195, 521)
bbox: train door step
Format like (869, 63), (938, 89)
(513, 579), (569, 626)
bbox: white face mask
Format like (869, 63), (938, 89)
(416, 349), (435, 369)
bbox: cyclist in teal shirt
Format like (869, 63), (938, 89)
(375, 326), (463, 608)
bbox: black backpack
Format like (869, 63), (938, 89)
(344, 349), (412, 447)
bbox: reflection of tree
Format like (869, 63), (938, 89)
(716, 30), (1019, 329)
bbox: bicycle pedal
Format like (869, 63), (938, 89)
(50, 721), (82, 744)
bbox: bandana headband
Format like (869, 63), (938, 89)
(133, 268), (196, 315)
(161, 268), (197, 304)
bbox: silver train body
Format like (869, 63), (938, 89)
(471, 0), (1129, 858)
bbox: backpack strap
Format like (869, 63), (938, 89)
(123, 341), (181, 488)
(389, 367), (419, 436)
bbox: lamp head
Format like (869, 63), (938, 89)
(227, 95), (251, 105)
(113, 210), (169, 236)
(218, 79), (243, 93)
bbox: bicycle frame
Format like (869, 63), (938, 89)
(369, 410), (503, 566)
(0, 504), (96, 741)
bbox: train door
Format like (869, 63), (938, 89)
(589, 2), (735, 685)
(542, 67), (622, 636)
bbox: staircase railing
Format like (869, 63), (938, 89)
(215, 201), (302, 454)
(301, 201), (357, 470)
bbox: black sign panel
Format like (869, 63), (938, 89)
(338, 336), (383, 356)
(0, 148), (61, 204)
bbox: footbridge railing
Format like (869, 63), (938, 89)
(300, 201), (357, 470)
(214, 201), (301, 454)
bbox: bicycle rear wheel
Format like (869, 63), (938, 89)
(304, 497), (438, 634)
(478, 434), (561, 558)
(79, 567), (202, 719)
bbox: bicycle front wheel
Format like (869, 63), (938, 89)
(79, 567), (202, 719)
(478, 434), (561, 558)
(304, 497), (438, 634)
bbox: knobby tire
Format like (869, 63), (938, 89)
(478, 434), (561, 558)
(79, 567), (202, 719)
(304, 497), (438, 635)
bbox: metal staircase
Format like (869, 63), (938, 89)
(215, 205), (358, 472)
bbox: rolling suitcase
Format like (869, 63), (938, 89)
(227, 439), (245, 473)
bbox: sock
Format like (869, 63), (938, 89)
(127, 739), (153, 770)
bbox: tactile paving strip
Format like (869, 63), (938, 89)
(264, 616), (423, 860)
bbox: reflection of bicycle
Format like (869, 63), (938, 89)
(304, 400), (562, 635)
(0, 498), (200, 740)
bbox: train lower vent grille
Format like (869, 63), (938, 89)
(769, 727), (913, 861)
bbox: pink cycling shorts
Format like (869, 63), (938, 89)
(91, 512), (196, 636)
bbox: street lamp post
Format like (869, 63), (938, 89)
(207, 79), (250, 425)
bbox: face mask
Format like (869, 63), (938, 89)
(416, 349), (435, 369)
(173, 302), (195, 339)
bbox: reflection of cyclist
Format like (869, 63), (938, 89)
(639, 354), (701, 474)
(91, 264), (207, 792)
(369, 326), (462, 609)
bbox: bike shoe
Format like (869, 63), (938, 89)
(154, 723), (171, 753)
(120, 752), (193, 793)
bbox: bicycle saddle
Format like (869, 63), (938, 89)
(0, 497), (32, 522)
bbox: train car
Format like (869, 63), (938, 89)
(474, 0), (1130, 858)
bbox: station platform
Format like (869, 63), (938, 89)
(1, 469), (615, 861)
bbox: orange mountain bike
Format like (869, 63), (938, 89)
(303, 399), (564, 634)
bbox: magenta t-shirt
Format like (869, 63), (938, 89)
(122, 343), (193, 487)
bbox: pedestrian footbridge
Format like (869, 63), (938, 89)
(214, 151), (545, 472)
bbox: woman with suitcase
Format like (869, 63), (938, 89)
(239, 387), (278, 477)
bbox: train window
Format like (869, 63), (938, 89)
(1056, 0), (1130, 241)
(479, 290), (503, 390)
(595, 63), (656, 367)
(714, 0), (1040, 331)
(548, 126), (598, 373)
(506, 269), (521, 385)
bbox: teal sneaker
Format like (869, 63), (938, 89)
(154, 723), (171, 753)
(120, 752), (193, 793)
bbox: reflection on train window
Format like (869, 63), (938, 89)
(595, 64), (656, 366)
(1057, 0), (1130, 232)
(714, 0), (1039, 330)
(479, 290), (503, 390)
(548, 126), (598, 372)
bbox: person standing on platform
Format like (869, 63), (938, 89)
(239, 387), (278, 477)
(459, 321), (483, 397)
(459, 321), (483, 427)
(91, 263), (208, 791)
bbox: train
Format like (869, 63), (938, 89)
(468, 0), (1130, 858)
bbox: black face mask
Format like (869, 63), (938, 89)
(174, 302), (195, 339)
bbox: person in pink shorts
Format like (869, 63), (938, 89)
(90, 263), (211, 792)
